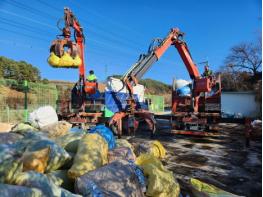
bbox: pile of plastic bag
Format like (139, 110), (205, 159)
(5, 106), (245, 196)
(48, 52), (82, 68)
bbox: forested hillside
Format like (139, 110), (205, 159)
(0, 56), (41, 82)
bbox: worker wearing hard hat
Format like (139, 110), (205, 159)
(202, 65), (213, 77)
(87, 70), (97, 82)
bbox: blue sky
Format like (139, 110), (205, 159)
(0, 0), (261, 84)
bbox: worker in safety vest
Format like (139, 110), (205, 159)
(86, 70), (97, 82)
(202, 65), (213, 77)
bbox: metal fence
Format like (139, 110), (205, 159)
(0, 79), (58, 123)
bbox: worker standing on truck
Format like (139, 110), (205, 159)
(87, 70), (97, 82)
(202, 65), (213, 77)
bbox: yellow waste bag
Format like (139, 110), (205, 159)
(190, 178), (243, 197)
(48, 52), (60, 66)
(22, 147), (50, 173)
(59, 52), (74, 67)
(136, 154), (180, 197)
(73, 55), (82, 66)
(68, 133), (108, 179)
(150, 140), (166, 159)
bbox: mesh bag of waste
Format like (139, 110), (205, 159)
(108, 146), (136, 163)
(73, 55), (82, 66)
(0, 143), (24, 184)
(11, 122), (38, 133)
(75, 159), (144, 197)
(68, 133), (108, 179)
(26, 139), (71, 172)
(59, 52), (74, 67)
(41, 121), (72, 139)
(14, 171), (81, 197)
(116, 139), (134, 149)
(21, 147), (50, 173)
(0, 156), (23, 184)
(0, 132), (23, 145)
(189, 178), (244, 197)
(134, 140), (166, 159)
(55, 131), (85, 153)
(0, 183), (44, 197)
(48, 52), (60, 66)
(12, 131), (49, 151)
(89, 125), (116, 150)
(0, 143), (25, 162)
(135, 154), (180, 197)
(47, 170), (75, 192)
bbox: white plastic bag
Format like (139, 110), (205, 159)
(29, 106), (58, 129)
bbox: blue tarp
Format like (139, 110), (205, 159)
(176, 86), (191, 96)
(105, 91), (145, 113)
(89, 125), (116, 150)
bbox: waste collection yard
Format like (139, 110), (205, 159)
(0, 1), (261, 197)
(129, 120), (262, 197)
(0, 110), (261, 196)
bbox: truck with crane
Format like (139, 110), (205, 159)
(48, 7), (104, 127)
(109, 28), (221, 136)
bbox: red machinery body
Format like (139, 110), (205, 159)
(109, 28), (221, 136)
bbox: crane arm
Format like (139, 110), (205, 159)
(123, 28), (200, 87)
(63, 7), (85, 78)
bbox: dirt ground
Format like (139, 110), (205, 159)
(129, 120), (262, 197)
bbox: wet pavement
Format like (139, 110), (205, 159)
(129, 121), (262, 197)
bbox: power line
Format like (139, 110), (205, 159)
(0, 17), (54, 37)
(0, 27), (49, 43)
(0, 9), (56, 29)
(6, 0), (58, 20)
(69, 0), (144, 39)
(0, 39), (46, 51)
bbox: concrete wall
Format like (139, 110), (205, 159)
(222, 92), (261, 118)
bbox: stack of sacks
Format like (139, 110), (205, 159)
(48, 52), (82, 68)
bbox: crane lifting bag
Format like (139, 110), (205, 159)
(48, 52), (81, 68)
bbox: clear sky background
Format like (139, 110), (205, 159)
(0, 0), (261, 84)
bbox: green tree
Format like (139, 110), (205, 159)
(0, 56), (41, 81)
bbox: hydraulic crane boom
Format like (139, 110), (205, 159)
(63, 7), (86, 84)
(122, 28), (209, 113)
(123, 28), (199, 82)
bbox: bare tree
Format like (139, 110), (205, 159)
(225, 41), (262, 77)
